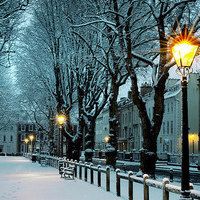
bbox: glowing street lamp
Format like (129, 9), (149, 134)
(25, 138), (29, 153)
(57, 114), (66, 126)
(105, 136), (110, 143)
(29, 135), (34, 153)
(189, 133), (195, 154)
(170, 26), (199, 200)
(57, 114), (66, 158)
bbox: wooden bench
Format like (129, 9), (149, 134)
(40, 159), (47, 167)
(60, 164), (75, 179)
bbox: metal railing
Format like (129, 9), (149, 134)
(39, 156), (200, 200)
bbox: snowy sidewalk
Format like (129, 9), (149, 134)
(0, 156), (121, 200)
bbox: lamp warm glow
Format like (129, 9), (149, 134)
(57, 114), (65, 125)
(105, 136), (109, 142)
(189, 133), (195, 140)
(25, 138), (29, 143)
(171, 41), (198, 68)
(29, 135), (34, 141)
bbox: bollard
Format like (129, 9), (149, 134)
(90, 164), (94, 184)
(116, 169), (120, 197)
(128, 171), (133, 200)
(84, 162), (87, 182)
(79, 161), (82, 179)
(98, 165), (101, 187)
(169, 168), (173, 182)
(106, 166), (110, 192)
(143, 174), (149, 200)
(163, 178), (169, 200)
(74, 160), (77, 177)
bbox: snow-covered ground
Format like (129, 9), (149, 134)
(0, 156), (199, 200)
(0, 156), (121, 200)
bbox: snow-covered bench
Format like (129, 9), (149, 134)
(60, 164), (75, 179)
(40, 159), (47, 167)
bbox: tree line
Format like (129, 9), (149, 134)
(3, 0), (200, 177)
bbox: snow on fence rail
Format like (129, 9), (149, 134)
(41, 156), (200, 200)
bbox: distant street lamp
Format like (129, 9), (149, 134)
(170, 26), (199, 200)
(57, 114), (66, 158)
(105, 136), (110, 148)
(29, 135), (34, 154)
(25, 138), (29, 153)
(189, 133), (195, 154)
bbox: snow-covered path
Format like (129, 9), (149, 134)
(0, 156), (121, 200)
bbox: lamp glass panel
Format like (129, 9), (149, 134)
(171, 42), (198, 67)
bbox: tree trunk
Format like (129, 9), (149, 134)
(73, 85), (85, 161)
(85, 119), (95, 162)
(140, 132), (157, 178)
(107, 82), (119, 169)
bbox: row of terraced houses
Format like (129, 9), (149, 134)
(95, 73), (200, 163)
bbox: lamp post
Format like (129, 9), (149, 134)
(57, 114), (66, 158)
(25, 138), (29, 153)
(29, 135), (34, 154)
(170, 26), (199, 199)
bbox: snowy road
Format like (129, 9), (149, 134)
(0, 156), (121, 200)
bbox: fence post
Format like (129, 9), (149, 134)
(85, 162), (88, 182)
(128, 171), (133, 200)
(116, 169), (120, 197)
(106, 166), (110, 191)
(79, 161), (82, 179)
(66, 159), (69, 167)
(143, 174), (149, 200)
(163, 178), (169, 200)
(74, 160), (77, 177)
(90, 163), (94, 184)
(98, 165), (101, 187)
(190, 183), (194, 200)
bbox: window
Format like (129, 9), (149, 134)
(10, 135), (13, 142)
(171, 121), (173, 134)
(167, 121), (169, 134)
(36, 135), (39, 141)
(3, 135), (6, 142)
(129, 112), (131, 123)
(171, 102), (173, 112)
(163, 122), (165, 134)
(21, 125), (25, 131)
(29, 125), (33, 131)
(168, 103), (170, 112)
(21, 134), (25, 141)
(160, 137), (162, 144)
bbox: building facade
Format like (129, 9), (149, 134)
(0, 121), (18, 155)
(95, 73), (200, 157)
